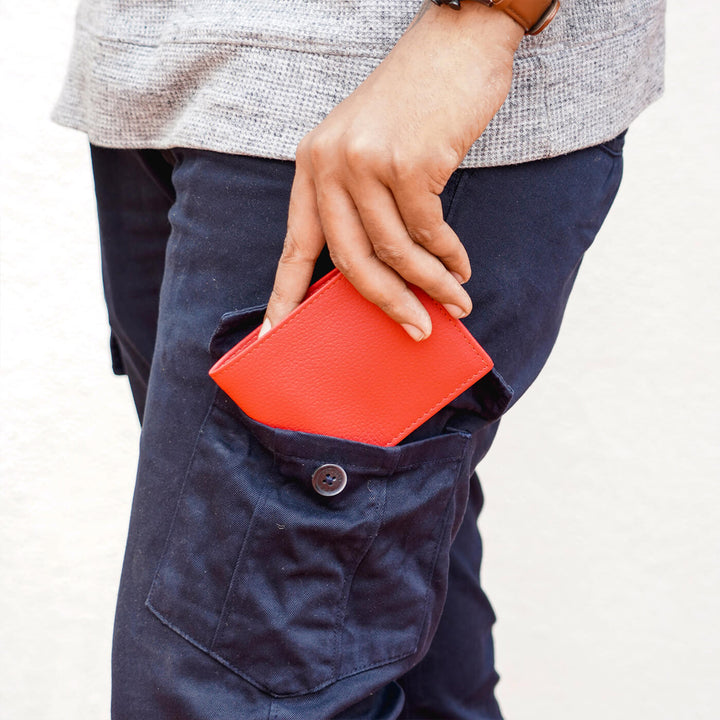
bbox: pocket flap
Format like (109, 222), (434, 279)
(208, 305), (268, 360)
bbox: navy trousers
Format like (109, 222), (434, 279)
(91, 134), (625, 719)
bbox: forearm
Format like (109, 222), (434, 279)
(409, 0), (525, 52)
(374, 0), (524, 165)
(262, 0), (526, 341)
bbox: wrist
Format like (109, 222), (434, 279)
(412, 0), (524, 57)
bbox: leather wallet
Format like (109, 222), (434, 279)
(209, 269), (494, 446)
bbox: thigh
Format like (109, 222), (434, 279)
(397, 134), (625, 719)
(109, 136), (624, 719)
(111, 149), (506, 719)
(450, 134), (626, 408)
(111, 150), (297, 720)
(91, 145), (175, 422)
(397, 470), (503, 720)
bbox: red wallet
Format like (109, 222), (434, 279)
(209, 269), (494, 446)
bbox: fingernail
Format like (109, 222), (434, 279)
(401, 323), (428, 342)
(443, 303), (467, 319)
(451, 271), (466, 284)
(258, 318), (272, 338)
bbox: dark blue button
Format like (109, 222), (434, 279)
(312, 464), (347, 496)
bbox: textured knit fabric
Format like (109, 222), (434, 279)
(53, 0), (665, 167)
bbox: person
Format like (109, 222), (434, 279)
(53, 0), (665, 717)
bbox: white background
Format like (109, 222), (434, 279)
(1, 1), (718, 718)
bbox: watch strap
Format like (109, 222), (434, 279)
(431, 0), (560, 35)
(493, 0), (559, 34)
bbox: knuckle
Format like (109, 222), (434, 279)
(327, 246), (351, 274)
(373, 243), (406, 268)
(408, 266), (444, 297)
(295, 135), (311, 163)
(344, 136), (383, 170)
(389, 150), (418, 183)
(376, 287), (419, 324)
(405, 224), (435, 248)
(267, 285), (290, 309)
(425, 274), (451, 299)
(280, 231), (310, 264)
(267, 286), (282, 303)
(438, 147), (461, 174)
(307, 136), (333, 168)
(343, 137), (366, 165)
(376, 295), (399, 318)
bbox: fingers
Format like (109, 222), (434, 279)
(391, 180), (472, 284)
(261, 168), (325, 336)
(264, 136), (474, 343)
(316, 183), (434, 341)
(349, 181), (472, 319)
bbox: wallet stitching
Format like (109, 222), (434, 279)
(387, 309), (491, 444)
(214, 269), (493, 445)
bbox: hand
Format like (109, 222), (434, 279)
(261, 1), (523, 341)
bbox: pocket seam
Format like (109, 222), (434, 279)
(210, 488), (272, 650)
(270, 448), (467, 474)
(208, 304), (268, 360)
(339, 471), (459, 678)
(146, 598), (320, 696)
(145, 391), (219, 607)
(332, 476), (389, 678)
(218, 395), (470, 472)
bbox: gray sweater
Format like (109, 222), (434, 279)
(52, 0), (665, 167)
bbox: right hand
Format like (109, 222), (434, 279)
(261, 1), (523, 341)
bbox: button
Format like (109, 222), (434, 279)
(312, 464), (347, 497)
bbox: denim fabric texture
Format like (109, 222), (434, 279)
(91, 135), (624, 719)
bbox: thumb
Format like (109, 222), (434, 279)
(260, 168), (325, 337)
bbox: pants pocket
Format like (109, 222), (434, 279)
(145, 305), (510, 697)
(145, 393), (481, 697)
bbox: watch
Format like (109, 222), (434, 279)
(430, 0), (560, 35)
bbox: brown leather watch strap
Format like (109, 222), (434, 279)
(492, 0), (559, 35)
(431, 0), (559, 35)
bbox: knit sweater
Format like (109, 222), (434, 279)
(52, 0), (665, 168)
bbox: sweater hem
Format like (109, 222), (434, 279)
(52, 8), (665, 168)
